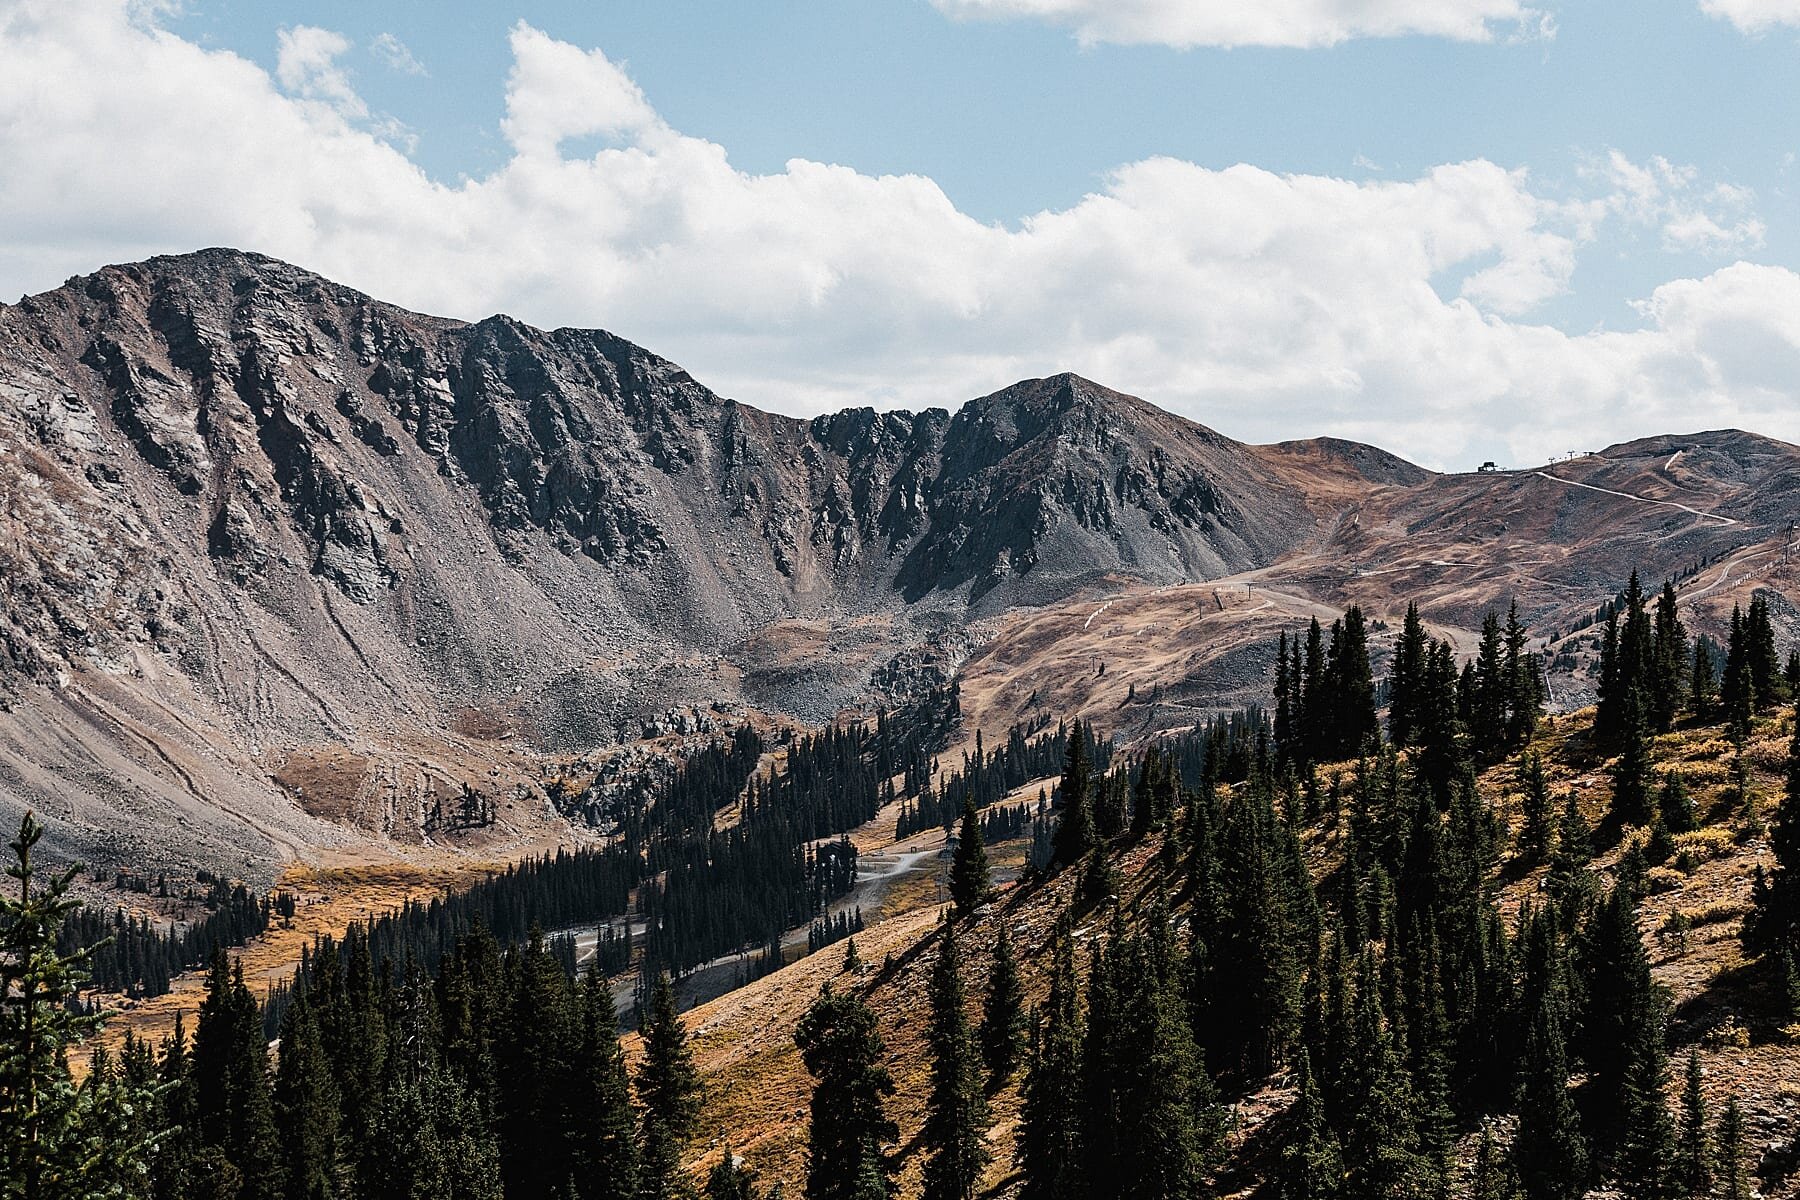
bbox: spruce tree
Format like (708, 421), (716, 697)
(1716, 1097), (1748, 1200)
(1391, 604), (1430, 748)
(273, 998), (341, 1200)
(979, 926), (1026, 1087)
(1658, 771), (1697, 835)
(0, 813), (162, 1200)
(1018, 926), (1083, 1200)
(1611, 688), (1656, 829)
(572, 968), (639, 1200)
(1506, 599), (1544, 748)
(949, 801), (990, 919)
(1051, 730), (1095, 870)
(704, 1152), (755, 1200)
(794, 986), (896, 1200)
(923, 927), (988, 1200)
(1518, 752), (1553, 865)
(1279, 1051), (1344, 1200)
(637, 972), (702, 1200)
(1690, 641), (1716, 720)
(1675, 1049), (1712, 1200)
(194, 951), (283, 1200)
(1748, 698), (1800, 964)
(1513, 1004), (1586, 1200)
(1652, 582), (1687, 733)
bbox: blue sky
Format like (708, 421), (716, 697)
(2, 0), (1799, 466)
(162, 0), (1798, 333)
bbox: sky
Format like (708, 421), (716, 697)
(1, 1), (1798, 468)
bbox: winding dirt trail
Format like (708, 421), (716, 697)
(1531, 470), (1736, 527)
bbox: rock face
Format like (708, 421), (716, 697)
(0, 249), (1412, 871)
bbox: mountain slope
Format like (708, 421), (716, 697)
(0, 249), (1407, 872)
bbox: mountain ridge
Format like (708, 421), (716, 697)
(3, 247), (1800, 877)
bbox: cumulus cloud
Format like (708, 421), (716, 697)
(1699, 0), (1800, 33)
(275, 25), (365, 119)
(0, 0), (1797, 468)
(929, 0), (1549, 49)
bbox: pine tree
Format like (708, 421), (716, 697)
(923, 927), (988, 1200)
(273, 998), (340, 1200)
(1506, 599), (1544, 748)
(1675, 1049), (1712, 1200)
(704, 1151), (755, 1200)
(1333, 607), (1380, 758)
(1658, 771), (1698, 836)
(195, 951), (284, 1200)
(1690, 641), (1717, 721)
(1018, 926), (1083, 1200)
(1279, 1051), (1344, 1200)
(1715, 1097), (1748, 1200)
(1748, 697), (1800, 964)
(949, 801), (990, 919)
(1615, 1018), (1675, 1200)
(1518, 752), (1554, 865)
(1513, 1009), (1586, 1200)
(979, 926), (1026, 1087)
(1474, 611), (1509, 764)
(637, 971), (702, 1200)
(0, 813), (162, 1200)
(1651, 582), (1687, 733)
(1390, 603), (1429, 748)
(1051, 730), (1095, 870)
(1611, 688), (1657, 829)
(572, 968), (639, 1200)
(795, 986), (896, 1200)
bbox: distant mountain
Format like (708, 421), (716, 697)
(1, 248), (1796, 874)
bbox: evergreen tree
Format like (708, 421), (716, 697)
(1518, 752), (1554, 865)
(1690, 641), (1717, 721)
(1279, 1051), (1344, 1200)
(794, 986), (896, 1200)
(1050, 730), (1095, 870)
(979, 927), (1026, 1087)
(703, 1152), (755, 1200)
(637, 972), (702, 1200)
(1018, 927), (1083, 1200)
(1332, 607), (1380, 758)
(572, 969), (639, 1200)
(1611, 689), (1657, 829)
(1390, 603), (1429, 748)
(1675, 1049), (1712, 1200)
(1506, 599), (1545, 748)
(949, 801), (990, 919)
(1748, 698), (1800, 964)
(0, 813), (162, 1200)
(923, 928), (987, 1200)
(194, 951), (283, 1200)
(1716, 1097), (1748, 1200)
(1513, 1005), (1586, 1200)
(273, 999), (340, 1200)
(1615, 1017), (1675, 1200)
(1658, 771), (1698, 836)
(1652, 582), (1687, 733)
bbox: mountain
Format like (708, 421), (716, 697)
(4, 249), (1799, 876)
(0, 249), (1426, 873)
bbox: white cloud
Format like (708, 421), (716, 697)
(275, 25), (365, 120)
(370, 32), (426, 77)
(929, 0), (1548, 49)
(1700, 0), (1800, 33)
(1590, 151), (1766, 257)
(0, 0), (1798, 469)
